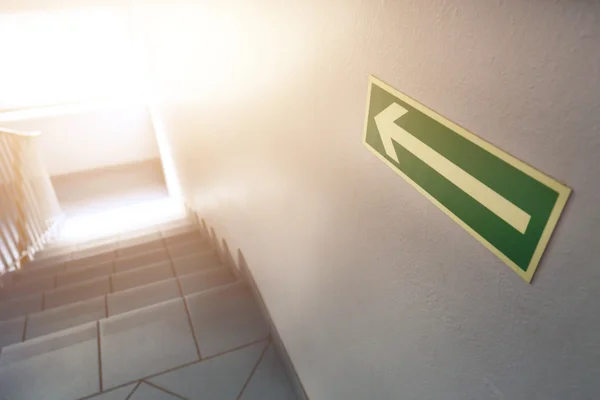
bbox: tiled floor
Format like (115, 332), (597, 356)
(0, 220), (298, 400)
(87, 339), (296, 400)
(50, 160), (187, 242)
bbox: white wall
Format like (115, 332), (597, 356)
(140, 0), (600, 399)
(1, 105), (160, 176)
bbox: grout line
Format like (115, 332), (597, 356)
(177, 277), (202, 360)
(53, 274), (58, 289)
(96, 321), (104, 393)
(124, 381), (142, 400)
(104, 295), (109, 318)
(236, 338), (271, 400)
(145, 337), (269, 380)
(75, 339), (269, 400)
(21, 315), (28, 342)
(143, 380), (189, 400)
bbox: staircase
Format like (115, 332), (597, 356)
(0, 217), (297, 400)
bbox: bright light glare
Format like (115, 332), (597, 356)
(0, 10), (141, 110)
(57, 197), (186, 242)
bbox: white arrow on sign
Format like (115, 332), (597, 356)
(375, 102), (531, 234)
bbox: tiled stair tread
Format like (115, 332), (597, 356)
(12, 263), (65, 283)
(239, 344), (297, 400)
(149, 340), (268, 400)
(24, 253), (71, 270)
(0, 275), (55, 301)
(0, 321), (98, 365)
(0, 267), (235, 350)
(0, 317), (25, 349)
(115, 248), (170, 273)
(112, 261), (174, 292)
(179, 267), (236, 295)
(67, 250), (117, 270)
(0, 294), (43, 322)
(0, 216), (300, 400)
(119, 226), (160, 240)
(108, 278), (180, 316)
(119, 231), (161, 246)
(164, 230), (204, 246)
(7, 236), (202, 293)
(45, 276), (111, 310)
(0, 322), (100, 400)
(186, 281), (270, 358)
(159, 220), (197, 234)
(167, 239), (212, 259)
(26, 296), (106, 340)
(100, 298), (198, 389)
(172, 251), (221, 276)
(1, 248), (226, 318)
(117, 237), (165, 258)
(75, 236), (119, 252)
(32, 245), (76, 260)
(57, 260), (114, 287)
(162, 228), (200, 240)
(71, 244), (118, 261)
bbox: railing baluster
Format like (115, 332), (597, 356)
(0, 128), (62, 273)
(14, 137), (46, 254)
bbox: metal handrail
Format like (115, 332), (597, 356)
(0, 128), (62, 275)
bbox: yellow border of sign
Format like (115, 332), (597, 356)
(363, 75), (571, 283)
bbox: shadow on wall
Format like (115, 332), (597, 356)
(197, 215), (309, 400)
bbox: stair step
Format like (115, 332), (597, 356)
(0, 249), (219, 322)
(119, 230), (161, 246)
(167, 239), (211, 259)
(0, 322), (100, 400)
(0, 277), (275, 400)
(0, 294), (43, 321)
(112, 261), (174, 292)
(0, 316), (26, 349)
(100, 297), (198, 389)
(45, 276), (111, 309)
(23, 220), (195, 271)
(74, 240), (118, 258)
(173, 251), (221, 276)
(11, 263), (65, 284)
(107, 277), (181, 316)
(0, 234), (211, 303)
(22, 253), (71, 271)
(26, 296), (106, 340)
(159, 221), (198, 236)
(32, 244), (77, 260)
(179, 266), (235, 295)
(114, 248), (170, 273)
(57, 260), (114, 287)
(0, 275), (55, 300)
(0, 266), (236, 352)
(116, 236), (165, 258)
(185, 281), (270, 358)
(164, 229), (204, 246)
(67, 249), (116, 270)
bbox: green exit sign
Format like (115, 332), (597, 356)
(363, 75), (571, 283)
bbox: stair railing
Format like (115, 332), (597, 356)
(0, 128), (62, 275)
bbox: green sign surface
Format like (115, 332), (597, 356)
(363, 75), (571, 282)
